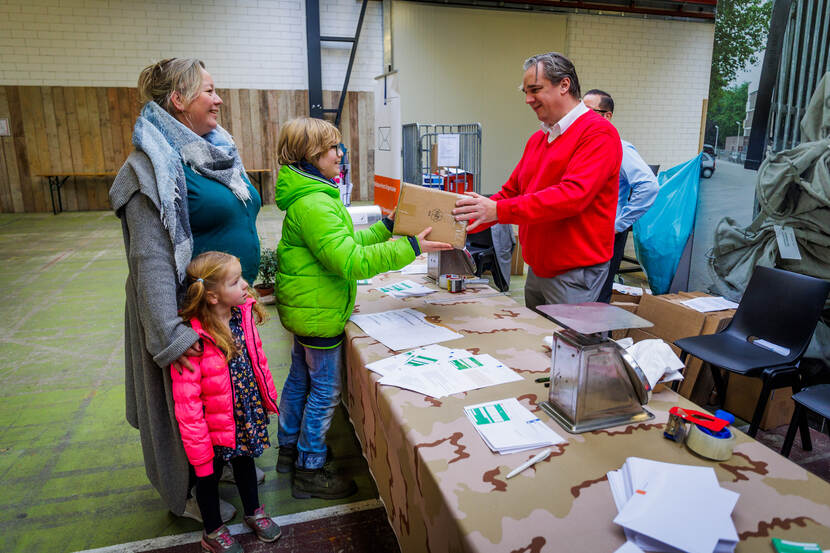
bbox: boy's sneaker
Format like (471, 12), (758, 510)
(182, 489), (237, 524)
(276, 445), (297, 474)
(220, 463), (266, 485)
(243, 505), (282, 542)
(276, 445), (334, 474)
(292, 465), (357, 500)
(201, 525), (243, 553)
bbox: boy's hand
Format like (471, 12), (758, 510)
(415, 227), (453, 253)
(172, 340), (203, 374)
(387, 208), (396, 221)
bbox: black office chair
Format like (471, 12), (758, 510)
(674, 266), (830, 437)
(781, 383), (830, 457)
(465, 227), (509, 292)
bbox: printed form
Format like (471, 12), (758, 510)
(349, 308), (463, 351)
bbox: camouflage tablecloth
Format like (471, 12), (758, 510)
(343, 272), (830, 553)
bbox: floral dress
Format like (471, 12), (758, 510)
(215, 307), (270, 460)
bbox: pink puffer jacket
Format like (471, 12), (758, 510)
(170, 298), (279, 477)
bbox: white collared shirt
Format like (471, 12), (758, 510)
(540, 101), (590, 143)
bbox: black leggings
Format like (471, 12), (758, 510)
(196, 456), (260, 534)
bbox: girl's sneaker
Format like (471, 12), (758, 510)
(201, 525), (243, 553)
(243, 506), (282, 542)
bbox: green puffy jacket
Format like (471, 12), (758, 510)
(275, 165), (417, 337)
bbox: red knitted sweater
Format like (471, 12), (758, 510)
(492, 111), (622, 278)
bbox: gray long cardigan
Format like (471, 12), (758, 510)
(110, 151), (199, 515)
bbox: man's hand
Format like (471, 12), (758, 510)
(172, 340), (203, 374)
(453, 192), (498, 232)
(415, 227), (453, 253)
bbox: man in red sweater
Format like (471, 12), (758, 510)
(453, 52), (622, 311)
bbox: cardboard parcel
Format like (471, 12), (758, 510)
(392, 182), (468, 249)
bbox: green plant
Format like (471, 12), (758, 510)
(257, 247), (279, 286)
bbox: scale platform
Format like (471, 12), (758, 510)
(536, 302), (653, 335)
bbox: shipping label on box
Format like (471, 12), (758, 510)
(392, 182), (468, 249)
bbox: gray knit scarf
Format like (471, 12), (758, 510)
(132, 101), (250, 281)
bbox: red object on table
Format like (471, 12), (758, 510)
(443, 171), (474, 194)
(668, 406), (729, 432)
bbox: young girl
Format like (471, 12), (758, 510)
(273, 117), (452, 499)
(171, 251), (281, 553)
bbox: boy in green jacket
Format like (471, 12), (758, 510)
(274, 117), (452, 498)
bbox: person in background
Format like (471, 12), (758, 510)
(109, 58), (263, 523)
(172, 252), (280, 552)
(453, 52), (622, 311)
(273, 117), (452, 499)
(582, 89), (659, 303)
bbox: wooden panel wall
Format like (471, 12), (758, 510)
(0, 86), (374, 213)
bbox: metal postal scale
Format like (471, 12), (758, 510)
(536, 302), (655, 433)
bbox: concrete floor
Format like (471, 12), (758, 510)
(688, 159), (758, 293)
(0, 208), (381, 553)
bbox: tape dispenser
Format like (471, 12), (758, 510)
(664, 407), (736, 461)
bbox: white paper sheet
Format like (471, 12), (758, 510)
(378, 353), (522, 397)
(349, 308), (464, 351)
(376, 279), (437, 298)
(614, 470), (739, 553)
(680, 296), (739, 312)
(774, 225), (802, 260)
(612, 283), (645, 296)
(464, 398), (566, 454)
(608, 458), (739, 553)
(437, 133), (460, 167)
(752, 338), (790, 356)
(614, 542), (647, 553)
(366, 344), (462, 377)
(401, 263), (428, 275)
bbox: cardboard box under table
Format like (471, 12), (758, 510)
(342, 272), (830, 552)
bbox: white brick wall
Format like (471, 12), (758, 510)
(0, 0), (382, 91)
(0, 1), (713, 167)
(567, 13), (714, 168)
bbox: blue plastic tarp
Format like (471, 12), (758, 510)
(632, 154), (702, 294)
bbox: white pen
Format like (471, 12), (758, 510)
(506, 448), (552, 479)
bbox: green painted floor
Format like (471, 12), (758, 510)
(0, 207), (380, 553)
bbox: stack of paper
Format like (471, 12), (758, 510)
(608, 458), (739, 553)
(368, 344), (523, 398)
(376, 279), (436, 298)
(401, 263), (428, 275)
(367, 344), (465, 376)
(464, 398), (566, 454)
(680, 296), (738, 313)
(350, 308), (464, 351)
(612, 282), (646, 296)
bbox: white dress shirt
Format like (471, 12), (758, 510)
(540, 101), (590, 143)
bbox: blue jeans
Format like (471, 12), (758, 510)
(277, 337), (342, 469)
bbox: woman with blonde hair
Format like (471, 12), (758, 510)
(109, 58), (262, 522)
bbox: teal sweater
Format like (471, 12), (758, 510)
(185, 165), (261, 283)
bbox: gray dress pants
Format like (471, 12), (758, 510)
(524, 262), (610, 313)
